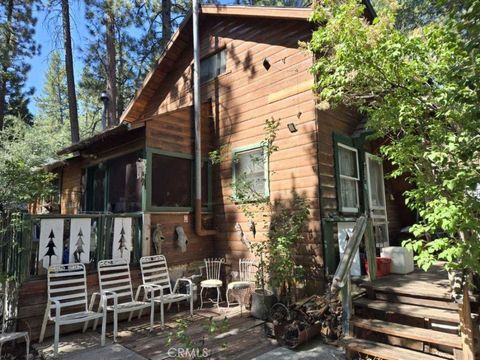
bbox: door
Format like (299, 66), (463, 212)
(366, 153), (389, 247)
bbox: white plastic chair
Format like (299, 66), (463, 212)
(140, 255), (193, 326)
(200, 258), (224, 309)
(227, 259), (256, 315)
(91, 259), (154, 342)
(39, 263), (106, 357)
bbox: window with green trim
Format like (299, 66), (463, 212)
(335, 141), (360, 213)
(232, 145), (268, 201)
(151, 153), (192, 208)
(84, 151), (143, 213)
(145, 148), (212, 211)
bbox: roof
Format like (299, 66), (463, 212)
(57, 122), (145, 155)
(120, 3), (375, 123)
(120, 5), (314, 123)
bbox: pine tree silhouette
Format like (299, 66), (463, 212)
(73, 228), (85, 262)
(118, 224), (127, 258)
(44, 229), (57, 266)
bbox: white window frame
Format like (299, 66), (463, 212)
(337, 143), (360, 213)
(232, 144), (269, 201)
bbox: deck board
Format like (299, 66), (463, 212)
(354, 298), (460, 323)
(115, 306), (277, 359)
(363, 265), (452, 300)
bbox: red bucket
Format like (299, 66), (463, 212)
(364, 257), (391, 277)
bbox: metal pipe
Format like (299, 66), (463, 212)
(193, 0), (215, 237)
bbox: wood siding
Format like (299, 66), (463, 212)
(60, 162), (82, 214)
(133, 17), (324, 291)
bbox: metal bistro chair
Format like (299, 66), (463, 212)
(226, 259), (256, 315)
(39, 263), (107, 357)
(200, 258), (225, 309)
(139, 255), (193, 326)
(91, 259), (155, 342)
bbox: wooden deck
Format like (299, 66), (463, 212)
(363, 264), (452, 301)
(34, 305), (280, 359)
(116, 307), (278, 359)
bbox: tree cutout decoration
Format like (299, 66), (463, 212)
(73, 228), (85, 262)
(44, 229), (57, 266)
(118, 222), (128, 258)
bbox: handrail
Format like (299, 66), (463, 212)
(330, 215), (367, 295)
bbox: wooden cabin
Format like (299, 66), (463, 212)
(22, 5), (415, 342)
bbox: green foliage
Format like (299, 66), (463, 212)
(166, 317), (229, 359)
(0, 0), (40, 128)
(0, 115), (68, 211)
(35, 51), (68, 125)
(268, 193), (309, 300)
(208, 144), (229, 165)
(309, 0), (480, 274)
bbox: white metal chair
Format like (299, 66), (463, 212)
(91, 259), (155, 342)
(227, 259), (256, 315)
(39, 263), (107, 357)
(1, 285), (29, 359)
(200, 258), (225, 309)
(139, 255), (193, 326)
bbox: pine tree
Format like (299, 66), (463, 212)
(35, 52), (68, 125)
(118, 224), (127, 258)
(44, 229), (57, 266)
(73, 228), (85, 262)
(81, 1), (184, 123)
(0, 0), (39, 130)
(61, 0), (80, 143)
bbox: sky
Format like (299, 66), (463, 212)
(27, 2), (88, 115)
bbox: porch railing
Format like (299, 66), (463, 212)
(18, 212), (143, 280)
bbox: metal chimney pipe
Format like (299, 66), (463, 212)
(100, 91), (109, 130)
(193, 0), (215, 237)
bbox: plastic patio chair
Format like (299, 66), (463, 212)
(39, 263), (107, 357)
(140, 255), (193, 326)
(91, 259), (155, 342)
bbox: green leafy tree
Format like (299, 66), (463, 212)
(309, 0), (480, 277)
(35, 51), (69, 125)
(0, 115), (68, 212)
(0, 0), (40, 130)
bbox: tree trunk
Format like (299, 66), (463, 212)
(162, 0), (172, 46)
(106, 4), (118, 127)
(61, 0), (79, 143)
(0, 0), (14, 132)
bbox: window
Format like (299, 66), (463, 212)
(151, 153), (192, 208)
(84, 151), (143, 213)
(233, 145), (268, 201)
(336, 143), (360, 213)
(200, 50), (226, 83)
(107, 152), (142, 213)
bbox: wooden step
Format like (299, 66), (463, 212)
(361, 282), (451, 301)
(345, 337), (442, 360)
(351, 317), (462, 349)
(373, 291), (458, 310)
(354, 298), (459, 324)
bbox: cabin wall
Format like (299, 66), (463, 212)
(137, 17), (326, 292)
(60, 162), (83, 214)
(145, 104), (212, 156)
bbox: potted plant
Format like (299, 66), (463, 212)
(249, 242), (276, 320)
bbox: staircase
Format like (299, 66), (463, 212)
(345, 278), (463, 360)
